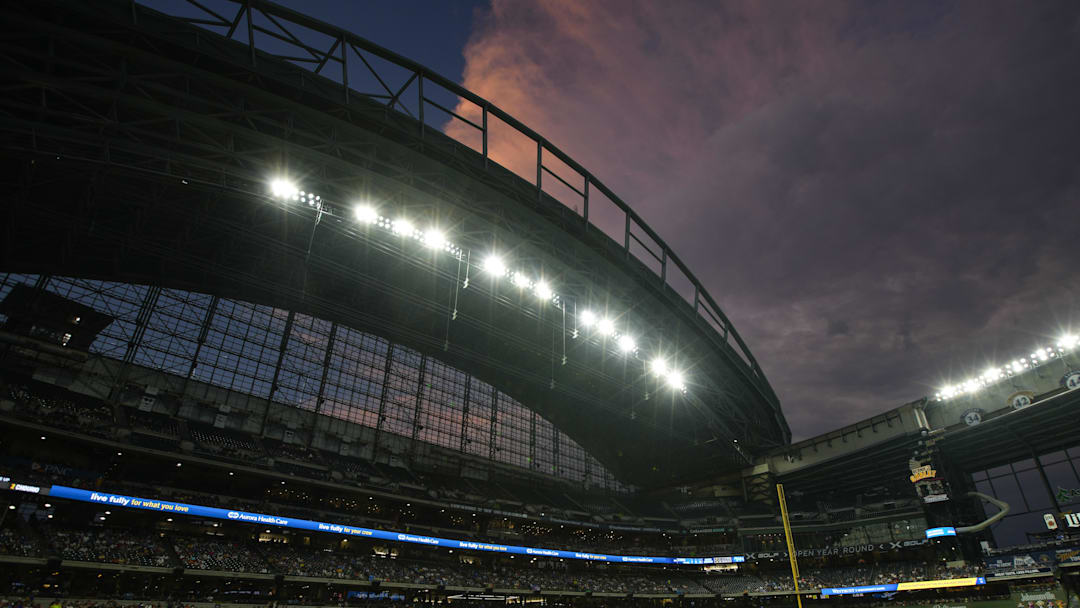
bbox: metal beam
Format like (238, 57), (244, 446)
(181, 294), (219, 397)
(408, 353), (428, 465)
(308, 321), (338, 447)
(372, 342), (396, 458)
(259, 309), (294, 436)
(108, 284), (161, 403)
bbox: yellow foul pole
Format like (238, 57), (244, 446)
(777, 483), (803, 608)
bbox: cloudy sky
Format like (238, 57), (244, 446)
(274, 0), (1080, 440)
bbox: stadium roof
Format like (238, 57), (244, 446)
(0, 0), (791, 487)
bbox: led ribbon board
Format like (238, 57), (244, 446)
(820, 584), (899, 596)
(896, 577), (985, 591)
(821, 578), (985, 596)
(46, 485), (743, 565)
(925, 526), (957, 538)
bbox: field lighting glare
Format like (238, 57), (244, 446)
(580, 310), (597, 327)
(270, 178), (298, 199)
(666, 371), (685, 390)
(534, 281), (553, 300)
(392, 218), (415, 237)
(483, 255), (507, 276)
(511, 272), (531, 289)
(354, 205), (378, 223)
(650, 358), (667, 376)
(617, 335), (636, 353)
(597, 318), (616, 336)
(423, 229), (446, 249)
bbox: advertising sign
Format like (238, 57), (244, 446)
(42, 485), (741, 566)
(926, 527), (957, 538)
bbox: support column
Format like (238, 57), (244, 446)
(308, 322), (337, 447)
(408, 354), (428, 465)
(487, 389), (498, 463)
(181, 295), (218, 398)
(108, 285), (161, 403)
(457, 375), (473, 472)
(553, 430), (560, 478)
(259, 310), (295, 436)
(372, 343), (396, 459)
(529, 411), (537, 473)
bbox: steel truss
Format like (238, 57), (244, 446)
(0, 0), (788, 485)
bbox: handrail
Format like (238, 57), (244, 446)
(130, 0), (780, 410)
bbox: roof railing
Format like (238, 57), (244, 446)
(130, 0), (779, 408)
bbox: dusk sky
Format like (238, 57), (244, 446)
(269, 0), (1080, 440)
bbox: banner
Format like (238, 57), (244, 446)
(821, 584), (898, 596)
(1056, 547), (1080, 565)
(984, 552), (1055, 573)
(896, 577), (985, 591)
(745, 539), (929, 560)
(926, 527), (957, 538)
(42, 485), (742, 566)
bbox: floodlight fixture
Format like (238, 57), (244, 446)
(650, 358), (668, 376)
(666, 371), (685, 390)
(617, 335), (636, 353)
(534, 281), (553, 300)
(511, 272), (531, 289)
(392, 218), (415, 237)
(354, 205), (378, 223)
(270, 178), (298, 200)
(423, 229), (447, 250)
(483, 255), (507, 276)
(580, 310), (597, 327)
(597, 318), (616, 336)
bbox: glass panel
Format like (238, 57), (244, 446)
(989, 474), (1027, 511)
(1040, 450), (1067, 465)
(9, 277), (620, 485)
(1043, 461), (1080, 507)
(1014, 468), (1051, 511)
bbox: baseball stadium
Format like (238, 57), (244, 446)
(0, 2), (1077, 608)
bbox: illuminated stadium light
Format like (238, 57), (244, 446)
(534, 281), (553, 300)
(510, 272), (531, 289)
(650, 358), (668, 376)
(262, 178), (685, 389)
(935, 332), (1080, 400)
(269, 178), (298, 200)
(483, 255), (507, 276)
(580, 310), (597, 327)
(392, 218), (416, 237)
(422, 229), (446, 250)
(354, 205), (378, 223)
(666, 370), (686, 391)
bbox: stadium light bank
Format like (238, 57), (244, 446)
(268, 178), (688, 393)
(935, 334), (1079, 401)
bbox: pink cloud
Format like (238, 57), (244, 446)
(444, 0), (1080, 439)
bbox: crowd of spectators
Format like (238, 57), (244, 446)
(0, 527), (40, 556)
(45, 528), (171, 567)
(188, 427), (262, 461)
(172, 537), (269, 573)
(4, 382), (113, 438)
(0, 519), (1010, 597)
(127, 412), (181, 438)
(269, 442), (324, 465)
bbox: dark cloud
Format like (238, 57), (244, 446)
(449, 0), (1080, 439)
